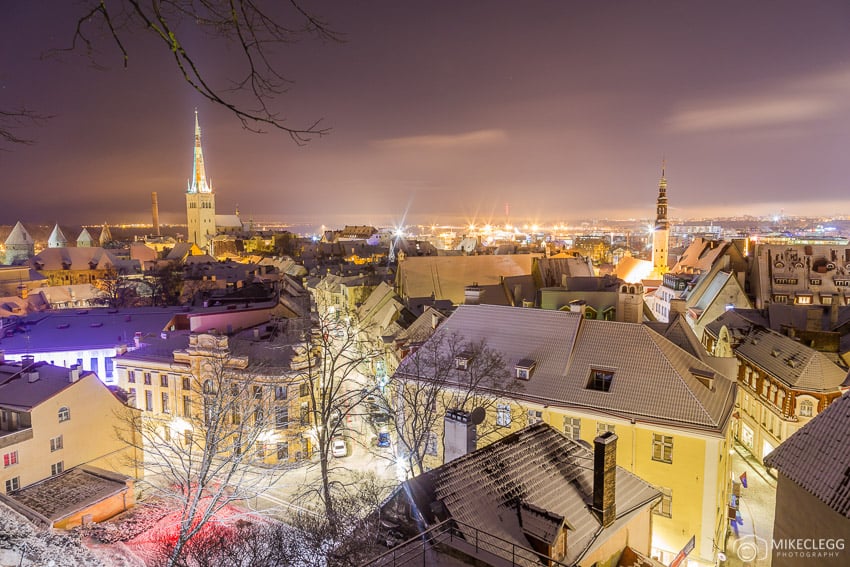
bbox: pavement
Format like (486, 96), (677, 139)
(721, 442), (777, 567)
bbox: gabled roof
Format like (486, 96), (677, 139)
(403, 424), (660, 566)
(532, 256), (595, 288)
(395, 304), (736, 433)
(30, 247), (118, 271)
(396, 254), (541, 304)
(670, 238), (729, 274)
(5, 222), (33, 246)
(703, 309), (766, 341)
(764, 392), (850, 518)
(734, 327), (846, 392)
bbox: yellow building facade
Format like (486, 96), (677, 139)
(0, 361), (140, 495)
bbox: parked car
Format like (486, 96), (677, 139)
(332, 438), (348, 457)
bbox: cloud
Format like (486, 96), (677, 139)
(373, 128), (508, 150)
(667, 67), (850, 133)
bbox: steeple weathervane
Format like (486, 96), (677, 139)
(188, 110), (212, 194)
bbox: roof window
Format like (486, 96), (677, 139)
(587, 368), (614, 392)
(515, 359), (536, 380)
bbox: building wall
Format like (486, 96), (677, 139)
(581, 509), (653, 567)
(418, 394), (728, 567)
(53, 486), (135, 529)
(0, 374), (139, 494)
(771, 473), (850, 567)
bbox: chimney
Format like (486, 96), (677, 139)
(464, 283), (484, 305)
(831, 301), (839, 327)
(151, 192), (161, 236)
(27, 370), (40, 383)
(431, 312), (440, 329)
(592, 432), (617, 528)
(670, 298), (687, 316)
(69, 364), (81, 383)
(805, 307), (821, 332)
(134, 331), (143, 349)
(21, 355), (35, 369)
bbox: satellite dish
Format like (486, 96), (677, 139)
(469, 407), (486, 425)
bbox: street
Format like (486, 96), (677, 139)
(722, 443), (777, 567)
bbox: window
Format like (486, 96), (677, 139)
(183, 395), (192, 418)
(653, 487), (672, 518)
(652, 434), (673, 464)
(299, 383), (310, 397)
(515, 359), (536, 380)
(275, 385), (288, 400)
(300, 402), (310, 425)
(276, 406), (289, 429)
(163, 426), (171, 442)
(161, 392), (170, 414)
(128, 388), (137, 407)
(160, 374), (169, 387)
(277, 442), (289, 460)
(587, 369), (614, 392)
(596, 422), (616, 435)
(5, 477), (19, 492)
(90, 357), (98, 372)
(51, 461), (64, 476)
(563, 416), (581, 440)
(183, 430), (192, 446)
(145, 391), (153, 412)
(255, 408), (264, 426)
(527, 410), (543, 425)
(425, 432), (438, 456)
(800, 399), (814, 417)
(144, 372), (152, 385)
(3, 451), (18, 467)
(58, 406), (70, 422)
(496, 404), (511, 427)
(203, 380), (216, 395)
(105, 357), (114, 379)
(182, 377), (191, 390)
(50, 435), (63, 452)
(253, 386), (263, 400)
(810, 279), (822, 286)
(128, 370), (136, 384)
(455, 354), (471, 370)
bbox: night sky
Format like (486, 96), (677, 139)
(3, 1), (850, 228)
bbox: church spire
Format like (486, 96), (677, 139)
(655, 159), (668, 231)
(188, 110), (212, 194)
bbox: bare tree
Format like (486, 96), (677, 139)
(380, 332), (517, 477)
(2, 1), (339, 147)
(95, 266), (136, 308)
(294, 315), (385, 529)
(116, 335), (297, 567)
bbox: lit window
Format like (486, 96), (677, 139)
(50, 435), (63, 452)
(3, 451), (18, 467)
(58, 406), (70, 422)
(496, 404), (511, 427)
(587, 369), (614, 392)
(652, 434), (673, 464)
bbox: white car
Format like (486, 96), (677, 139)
(332, 438), (347, 457)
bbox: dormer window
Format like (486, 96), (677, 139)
(587, 368), (614, 392)
(515, 359), (536, 380)
(690, 367), (715, 390)
(455, 353), (471, 371)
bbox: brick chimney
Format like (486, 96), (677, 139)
(592, 431), (617, 528)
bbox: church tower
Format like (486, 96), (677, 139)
(652, 163), (670, 275)
(186, 111), (216, 249)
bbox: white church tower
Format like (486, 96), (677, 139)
(652, 163), (670, 276)
(186, 110), (216, 249)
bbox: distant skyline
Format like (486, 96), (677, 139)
(3, 1), (850, 226)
